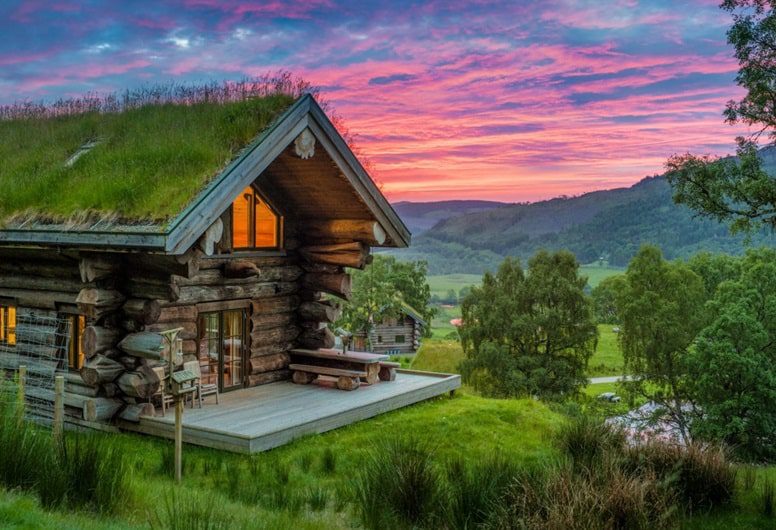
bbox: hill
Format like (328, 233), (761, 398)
(392, 200), (506, 234)
(389, 175), (776, 274)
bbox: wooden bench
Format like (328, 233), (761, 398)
(378, 361), (401, 382)
(289, 363), (365, 391)
(290, 348), (392, 386)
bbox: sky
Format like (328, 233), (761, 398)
(0, 0), (749, 202)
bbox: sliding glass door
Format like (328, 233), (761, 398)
(198, 309), (246, 392)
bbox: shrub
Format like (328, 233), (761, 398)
(353, 436), (441, 529)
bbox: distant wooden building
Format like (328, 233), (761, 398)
(353, 303), (426, 354)
(0, 94), (413, 427)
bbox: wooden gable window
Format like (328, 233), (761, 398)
(0, 305), (16, 346)
(231, 186), (282, 249)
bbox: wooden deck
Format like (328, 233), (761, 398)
(119, 370), (460, 453)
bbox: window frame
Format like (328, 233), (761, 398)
(197, 308), (248, 393)
(0, 304), (16, 347)
(394, 335), (406, 344)
(230, 185), (283, 251)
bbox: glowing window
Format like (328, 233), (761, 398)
(67, 315), (86, 371)
(231, 186), (281, 249)
(0, 305), (16, 346)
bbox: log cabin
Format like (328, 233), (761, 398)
(352, 303), (426, 354)
(0, 92), (414, 427)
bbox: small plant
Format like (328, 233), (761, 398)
(443, 453), (519, 529)
(761, 479), (774, 518)
(305, 485), (329, 511)
(353, 436), (441, 529)
(740, 465), (758, 492)
(320, 447), (337, 475)
(151, 489), (236, 530)
(556, 415), (625, 472)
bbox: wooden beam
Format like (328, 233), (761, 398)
(302, 272), (351, 301)
(306, 220), (386, 245)
(298, 242), (369, 269)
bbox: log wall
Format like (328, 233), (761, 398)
(0, 202), (377, 424)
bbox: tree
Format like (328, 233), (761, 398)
(686, 248), (776, 460)
(666, 1), (776, 232)
(685, 251), (742, 299)
(615, 246), (709, 443)
(458, 251), (597, 398)
(590, 275), (625, 324)
(337, 256), (437, 348)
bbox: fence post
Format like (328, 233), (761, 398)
(16, 365), (27, 423)
(53, 375), (64, 442)
(175, 398), (183, 483)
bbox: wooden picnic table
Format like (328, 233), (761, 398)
(289, 348), (399, 390)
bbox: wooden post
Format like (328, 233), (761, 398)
(53, 375), (64, 442)
(17, 365), (26, 423)
(174, 398), (183, 483)
(17, 365), (26, 407)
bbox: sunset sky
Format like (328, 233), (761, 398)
(0, 0), (748, 202)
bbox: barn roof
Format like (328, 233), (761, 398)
(0, 94), (410, 252)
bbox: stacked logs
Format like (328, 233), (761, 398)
(72, 254), (199, 423)
(293, 220), (383, 352)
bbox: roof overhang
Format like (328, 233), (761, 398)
(0, 95), (411, 254)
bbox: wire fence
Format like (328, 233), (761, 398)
(0, 309), (72, 423)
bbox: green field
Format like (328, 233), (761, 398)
(587, 324), (624, 376)
(0, 393), (565, 529)
(428, 265), (622, 301)
(418, 324), (624, 378)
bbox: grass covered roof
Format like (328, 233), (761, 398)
(0, 77), (308, 227)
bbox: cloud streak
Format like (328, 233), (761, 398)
(0, 0), (746, 201)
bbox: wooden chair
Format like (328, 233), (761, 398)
(184, 360), (219, 408)
(150, 366), (174, 416)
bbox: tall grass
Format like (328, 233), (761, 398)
(353, 436), (442, 529)
(0, 381), (131, 514)
(443, 454), (519, 529)
(150, 489), (237, 530)
(760, 478), (774, 518)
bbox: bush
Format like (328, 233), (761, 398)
(353, 436), (441, 529)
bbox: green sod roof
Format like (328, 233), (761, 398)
(0, 94), (296, 227)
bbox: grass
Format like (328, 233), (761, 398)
(0, 78), (305, 225)
(417, 324), (624, 378)
(587, 324), (624, 376)
(427, 265), (621, 302)
(412, 339), (464, 373)
(0, 389), (566, 529)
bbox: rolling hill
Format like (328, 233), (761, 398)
(392, 200), (506, 234)
(388, 174), (776, 274)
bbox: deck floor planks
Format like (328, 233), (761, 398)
(120, 371), (460, 453)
